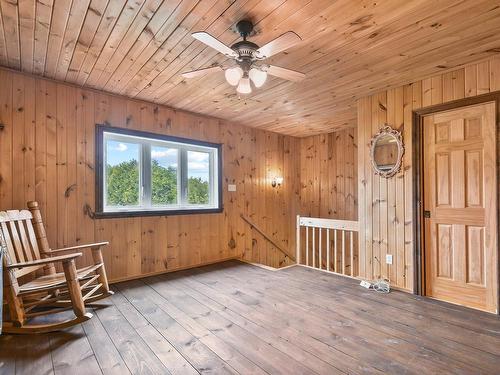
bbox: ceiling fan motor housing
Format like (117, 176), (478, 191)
(235, 20), (254, 39)
(231, 40), (259, 59)
(232, 20), (262, 65)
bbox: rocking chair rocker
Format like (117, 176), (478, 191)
(1, 201), (113, 334)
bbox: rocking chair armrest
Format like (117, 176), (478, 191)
(6, 253), (82, 269)
(48, 241), (109, 254)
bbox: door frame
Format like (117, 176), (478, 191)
(412, 91), (500, 314)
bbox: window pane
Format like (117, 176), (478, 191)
(99, 127), (221, 215)
(151, 146), (178, 205)
(187, 150), (210, 205)
(105, 140), (140, 207)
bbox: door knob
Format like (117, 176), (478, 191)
(424, 210), (431, 218)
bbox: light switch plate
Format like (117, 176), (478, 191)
(228, 184), (236, 192)
(386, 254), (393, 265)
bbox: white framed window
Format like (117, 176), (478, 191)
(95, 125), (222, 217)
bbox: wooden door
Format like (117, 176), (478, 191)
(423, 102), (497, 313)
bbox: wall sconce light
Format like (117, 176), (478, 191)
(271, 176), (283, 188)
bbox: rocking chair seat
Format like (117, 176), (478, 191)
(19, 263), (103, 293)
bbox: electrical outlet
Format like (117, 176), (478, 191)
(228, 184), (236, 192)
(386, 254), (393, 265)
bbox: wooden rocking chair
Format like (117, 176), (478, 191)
(1, 201), (113, 334)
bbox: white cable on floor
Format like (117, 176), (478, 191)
(372, 278), (390, 293)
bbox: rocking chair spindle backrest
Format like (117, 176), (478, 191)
(0, 209), (45, 278)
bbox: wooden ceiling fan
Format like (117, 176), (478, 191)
(181, 20), (306, 94)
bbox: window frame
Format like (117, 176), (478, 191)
(95, 125), (223, 218)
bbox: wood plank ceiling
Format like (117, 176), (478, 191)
(0, 0), (499, 136)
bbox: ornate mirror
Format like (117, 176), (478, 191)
(370, 125), (404, 178)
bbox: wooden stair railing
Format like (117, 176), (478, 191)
(296, 215), (359, 277)
(240, 214), (296, 262)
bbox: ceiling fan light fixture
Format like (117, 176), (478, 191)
(237, 76), (252, 94)
(249, 68), (267, 88)
(185, 21), (305, 93)
(225, 66), (243, 86)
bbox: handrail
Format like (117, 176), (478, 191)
(240, 214), (296, 262)
(296, 215), (359, 277)
(298, 217), (359, 231)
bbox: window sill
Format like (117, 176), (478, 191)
(93, 207), (223, 219)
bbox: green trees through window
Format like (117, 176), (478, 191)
(188, 177), (209, 204)
(151, 159), (177, 205)
(106, 159), (209, 206)
(100, 128), (219, 214)
(106, 160), (139, 206)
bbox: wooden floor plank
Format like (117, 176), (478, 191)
(1, 260), (499, 375)
(168, 270), (377, 375)
(143, 276), (324, 375)
(82, 306), (131, 375)
(0, 334), (53, 375)
(0, 334), (18, 375)
(271, 270), (500, 372)
(236, 262), (500, 358)
(150, 273), (347, 375)
(108, 290), (199, 375)
(170, 262), (500, 374)
(93, 298), (172, 374)
(115, 280), (260, 375)
(288, 265), (500, 327)
(284, 266), (500, 342)
(180, 266), (439, 374)
(47, 317), (102, 375)
(196, 262), (496, 374)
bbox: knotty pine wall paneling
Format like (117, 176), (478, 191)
(0, 68), (299, 282)
(298, 129), (358, 274)
(357, 56), (500, 291)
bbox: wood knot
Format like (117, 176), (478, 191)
(350, 14), (373, 25)
(83, 204), (95, 219)
(65, 183), (77, 197)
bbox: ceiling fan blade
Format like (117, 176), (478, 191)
(192, 32), (238, 58)
(256, 31), (302, 59)
(266, 65), (305, 82)
(181, 65), (223, 79)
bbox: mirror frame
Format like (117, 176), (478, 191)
(370, 124), (404, 178)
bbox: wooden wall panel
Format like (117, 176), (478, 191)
(0, 67), (298, 282)
(298, 128), (358, 274)
(357, 56), (500, 291)
(299, 129), (357, 221)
